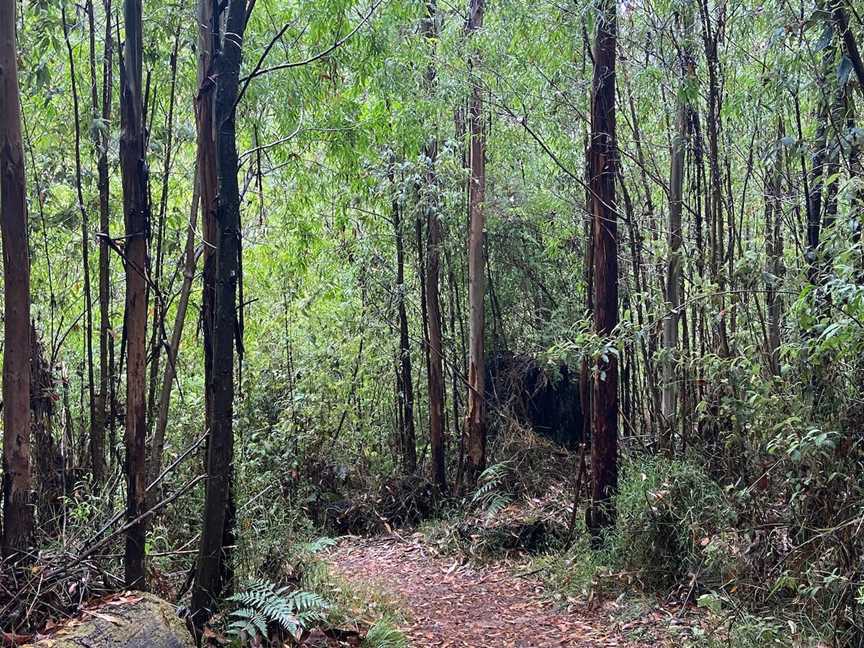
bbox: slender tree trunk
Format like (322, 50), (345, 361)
(426, 154), (447, 493)
(585, 0), (618, 540)
(849, 95), (863, 277)
(465, 0), (487, 485)
(390, 159), (417, 474)
(1, 0), (34, 556)
(699, 0), (729, 356)
(198, 0), (219, 447)
(661, 4), (692, 452)
(765, 120), (784, 376)
(89, 0), (112, 485)
(191, 0), (247, 625)
(147, 32), (181, 434)
(832, 2), (864, 98)
(581, 131), (594, 448)
(805, 35), (835, 286)
(119, 0), (150, 589)
(62, 1), (98, 485)
(422, 0), (447, 494)
(147, 171), (201, 502)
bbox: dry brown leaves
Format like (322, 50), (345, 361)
(329, 536), (654, 648)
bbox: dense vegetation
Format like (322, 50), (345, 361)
(1, 0), (863, 644)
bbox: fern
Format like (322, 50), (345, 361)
(471, 461), (514, 519)
(228, 608), (268, 640)
(227, 580), (330, 642)
(362, 620), (408, 648)
(295, 536), (337, 555)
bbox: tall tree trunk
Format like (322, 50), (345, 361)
(62, 1), (98, 486)
(0, 0), (34, 556)
(465, 0), (487, 485)
(119, 0), (150, 589)
(661, 4), (693, 452)
(421, 0), (447, 494)
(390, 158), (417, 474)
(89, 0), (113, 485)
(585, 0), (618, 540)
(805, 31), (836, 286)
(849, 95), (862, 277)
(581, 129), (594, 450)
(191, 0), (247, 625)
(198, 0), (219, 448)
(698, 0), (729, 356)
(765, 120), (784, 375)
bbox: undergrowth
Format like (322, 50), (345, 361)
(221, 536), (408, 647)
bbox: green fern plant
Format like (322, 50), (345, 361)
(362, 619), (408, 648)
(227, 580), (329, 643)
(295, 536), (337, 555)
(471, 461), (514, 519)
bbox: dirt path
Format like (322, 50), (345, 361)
(328, 536), (649, 647)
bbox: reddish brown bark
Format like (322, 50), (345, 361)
(422, 0), (447, 493)
(586, 0), (619, 539)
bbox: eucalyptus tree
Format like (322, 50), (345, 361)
(0, 0), (34, 557)
(660, 0), (695, 451)
(87, 0), (113, 485)
(390, 155), (418, 474)
(192, 0), (250, 623)
(465, 0), (487, 484)
(421, 0), (448, 493)
(586, 0), (619, 539)
(119, 0), (151, 589)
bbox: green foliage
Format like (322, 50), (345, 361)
(361, 620), (408, 648)
(227, 580), (329, 642)
(470, 461), (515, 519)
(612, 457), (735, 588)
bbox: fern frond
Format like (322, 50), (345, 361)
(227, 580), (331, 642)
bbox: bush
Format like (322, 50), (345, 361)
(613, 456), (735, 588)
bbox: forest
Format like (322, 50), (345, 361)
(0, 0), (863, 645)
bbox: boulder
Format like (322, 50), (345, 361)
(24, 592), (193, 648)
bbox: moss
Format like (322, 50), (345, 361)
(26, 593), (193, 648)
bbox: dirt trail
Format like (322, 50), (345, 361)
(328, 536), (649, 648)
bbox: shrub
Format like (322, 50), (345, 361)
(613, 456), (735, 588)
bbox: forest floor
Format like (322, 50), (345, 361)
(328, 535), (675, 647)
